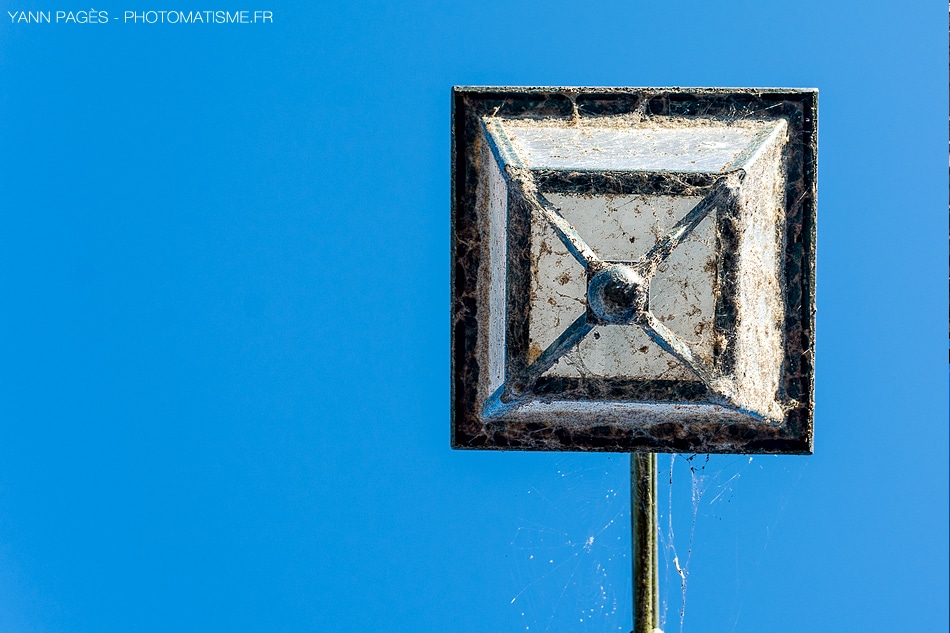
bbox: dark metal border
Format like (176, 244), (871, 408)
(451, 87), (817, 454)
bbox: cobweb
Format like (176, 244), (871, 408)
(508, 453), (807, 633)
(656, 454), (807, 633)
(508, 454), (631, 632)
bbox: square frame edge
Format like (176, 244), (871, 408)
(450, 87), (817, 455)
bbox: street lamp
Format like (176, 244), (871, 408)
(451, 87), (817, 631)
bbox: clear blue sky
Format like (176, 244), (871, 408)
(0, 1), (946, 632)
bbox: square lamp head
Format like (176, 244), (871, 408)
(451, 88), (816, 454)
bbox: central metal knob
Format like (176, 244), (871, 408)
(587, 264), (648, 324)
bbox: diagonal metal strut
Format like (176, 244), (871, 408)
(638, 173), (741, 276)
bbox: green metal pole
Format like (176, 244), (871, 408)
(631, 452), (660, 633)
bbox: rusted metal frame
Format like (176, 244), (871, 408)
(451, 88), (816, 453)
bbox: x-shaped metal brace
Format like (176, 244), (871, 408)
(499, 167), (744, 403)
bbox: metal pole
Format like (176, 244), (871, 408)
(631, 452), (660, 633)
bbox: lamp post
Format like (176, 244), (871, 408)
(631, 452), (659, 633)
(451, 87), (817, 631)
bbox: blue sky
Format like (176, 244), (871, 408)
(0, 1), (946, 632)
